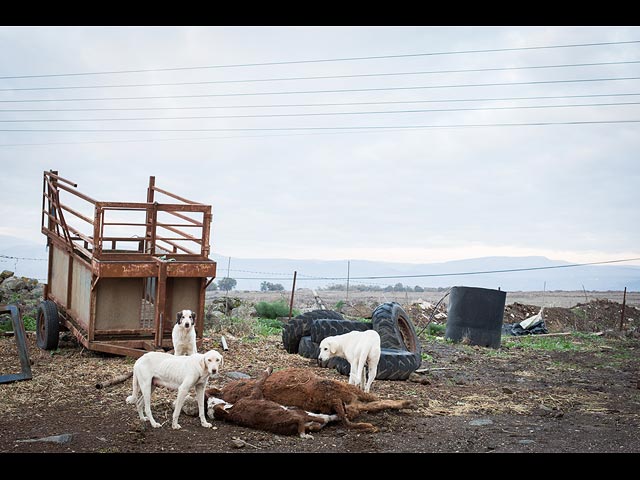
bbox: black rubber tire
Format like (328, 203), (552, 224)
(375, 349), (422, 380)
(330, 349), (422, 381)
(37, 300), (60, 350)
(372, 302), (421, 354)
(309, 318), (373, 343)
(282, 310), (343, 353)
(319, 356), (351, 372)
(298, 336), (319, 359)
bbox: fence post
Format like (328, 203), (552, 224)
(289, 271), (297, 320)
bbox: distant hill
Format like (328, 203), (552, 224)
(1, 235), (637, 291)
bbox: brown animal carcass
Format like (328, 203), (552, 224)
(211, 367), (336, 438)
(207, 367), (414, 432)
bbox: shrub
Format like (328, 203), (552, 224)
(254, 300), (299, 319)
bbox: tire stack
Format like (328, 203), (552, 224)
(281, 302), (422, 380)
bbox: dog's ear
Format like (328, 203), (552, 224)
(329, 340), (337, 355)
(200, 355), (207, 372)
(190, 312), (196, 322)
(219, 354), (224, 369)
(176, 311), (182, 324)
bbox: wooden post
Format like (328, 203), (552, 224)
(289, 271), (297, 320)
(619, 287), (627, 331)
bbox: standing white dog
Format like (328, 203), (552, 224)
(172, 309), (197, 356)
(126, 349), (223, 429)
(317, 330), (381, 393)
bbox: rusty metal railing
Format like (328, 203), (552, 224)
(42, 170), (213, 261)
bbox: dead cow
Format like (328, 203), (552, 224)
(210, 366), (337, 438)
(206, 367), (415, 432)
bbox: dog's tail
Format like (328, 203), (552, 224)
(125, 371), (139, 405)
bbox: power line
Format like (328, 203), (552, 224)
(0, 254), (47, 261)
(2, 39), (639, 80)
(2, 116), (639, 147)
(229, 257), (640, 281)
(0, 129), (441, 148)
(4, 255), (639, 283)
(3, 76), (639, 103)
(3, 92), (639, 113)
(2, 119), (640, 133)
(3, 59), (639, 92)
(2, 101), (638, 123)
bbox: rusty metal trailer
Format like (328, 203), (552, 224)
(37, 170), (216, 358)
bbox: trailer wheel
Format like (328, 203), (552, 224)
(37, 300), (60, 350)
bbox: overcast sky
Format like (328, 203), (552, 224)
(0, 26), (638, 267)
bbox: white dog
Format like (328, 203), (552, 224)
(126, 349), (223, 429)
(318, 330), (381, 393)
(172, 309), (197, 356)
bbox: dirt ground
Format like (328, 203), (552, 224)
(1, 293), (639, 454)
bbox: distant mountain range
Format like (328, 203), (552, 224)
(1, 235), (638, 292)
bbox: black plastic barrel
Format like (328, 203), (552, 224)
(445, 286), (506, 349)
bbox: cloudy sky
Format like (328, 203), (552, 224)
(0, 26), (639, 266)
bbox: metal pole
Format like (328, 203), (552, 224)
(346, 260), (350, 302)
(289, 271), (297, 319)
(619, 287), (627, 331)
(225, 256), (231, 317)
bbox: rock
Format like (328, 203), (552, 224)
(0, 270), (14, 281)
(226, 371), (251, 380)
(469, 418), (493, 426)
(231, 438), (246, 449)
(17, 433), (74, 444)
(1, 276), (26, 291)
(502, 387), (514, 394)
(518, 439), (535, 445)
(210, 297), (242, 314)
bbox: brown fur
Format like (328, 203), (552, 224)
(207, 368), (415, 432)
(211, 368), (329, 437)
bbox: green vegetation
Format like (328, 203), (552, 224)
(482, 348), (510, 358)
(421, 352), (435, 363)
(217, 277), (237, 292)
(205, 315), (284, 339)
(508, 335), (582, 352)
(260, 281), (285, 292)
(334, 300), (345, 311)
(0, 315), (36, 332)
(571, 307), (587, 320)
(253, 317), (283, 337)
(23, 315), (36, 331)
(254, 300), (299, 319)
(426, 323), (446, 336)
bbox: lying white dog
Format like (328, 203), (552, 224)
(318, 330), (381, 393)
(172, 309), (198, 356)
(126, 349), (223, 429)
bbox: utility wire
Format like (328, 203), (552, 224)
(4, 255), (638, 282)
(2, 119), (639, 132)
(3, 92), (639, 112)
(2, 59), (639, 92)
(1, 39), (638, 80)
(2, 101), (638, 123)
(229, 257), (640, 281)
(0, 254), (47, 261)
(0, 128), (448, 148)
(2, 76), (639, 103)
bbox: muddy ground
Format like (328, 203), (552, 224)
(1, 293), (639, 454)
